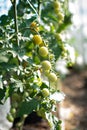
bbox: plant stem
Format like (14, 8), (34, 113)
(13, 0), (19, 46)
(37, 0), (41, 15)
(27, 0), (38, 16)
(17, 116), (27, 130)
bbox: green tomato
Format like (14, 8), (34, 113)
(48, 72), (57, 82)
(58, 12), (64, 21)
(41, 60), (51, 70)
(24, 92), (29, 97)
(55, 33), (62, 41)
(42, 88), (50, 97)
(10, 108), (16, 116)
(39, 46), (48, 57)
(12, 93), (21, 102)
(54, 8), (60, 14)
(7, 113), (14, 122)
(54, 1), (61, 9)
(33, 35), (42, 45)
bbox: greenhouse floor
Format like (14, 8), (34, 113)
(60, 67), (87, 130)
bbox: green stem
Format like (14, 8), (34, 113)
(27, 0), (38, 16)
(13, 0), (19, 46)
(37, 0), (41, 16)
(17, 116), (27, 130)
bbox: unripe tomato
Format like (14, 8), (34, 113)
(10, 108), (16, 116)
(33, 35), (42, 45)
(54, 8), (60, 14)
(39, 46), (48, 57)
(54, 1), (61, 10)
(41, 60), (51, 70)
(58, 12), (64, 21)
(49, 54), (54, 60)
(42, 88), (50, 97)
(48, 72), (57, 82)
(12, 93), (21, 102)
(24, 92), (29, 97)
(7, 113), (14, 122)
(55, 33), (62, 41)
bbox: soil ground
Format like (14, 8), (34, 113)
(11, 67), (87, 130)
(60, 67), (87, 130)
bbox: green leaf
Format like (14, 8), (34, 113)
(15, 80), (24, 92)
(40, 82), (49, 89)
(45, 112), (61, 130)
(45, 112), (57, 129)
(0, 87), (6, 104)
(0, 15), (8, 26)
(0, 54), (8, 63)
(17, 98), (40, 117)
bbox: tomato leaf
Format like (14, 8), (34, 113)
(17, 98), (40, 117)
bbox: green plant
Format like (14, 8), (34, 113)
(0, 0), (72, 130)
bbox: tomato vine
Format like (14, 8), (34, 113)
(0, 0), (72, 130)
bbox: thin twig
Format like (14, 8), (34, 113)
(13, 0), (19, 46)
(27, 0), (38, 16)
(37, 0), (41, 16)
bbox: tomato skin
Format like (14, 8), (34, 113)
(54, 1), (61, 10)
(7, 113), (14, 122)
(55, 33), (62, 41)
(10, 108), (16, 116)
(42, 88), (50, 97)
(58, 12), (64, 21)
(48, 72), (57, 82)
(41, 60), (51, 70)
(39, 46), (48, 57)
(24, 92), (29, 97)
(33, 35), (42, 45)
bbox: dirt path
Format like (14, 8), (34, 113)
(60, 68), (87, 130)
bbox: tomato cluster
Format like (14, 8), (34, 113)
(53, 0), (64, 24)
(3, 0), (70, 129)
(31, 24), (58, 99)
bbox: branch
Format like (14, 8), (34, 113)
(27, 0), (38, 16)
(13, 0), (19, 46)
(37, 0), (41, 16)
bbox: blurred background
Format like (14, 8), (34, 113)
(0, 0), (87, 130)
